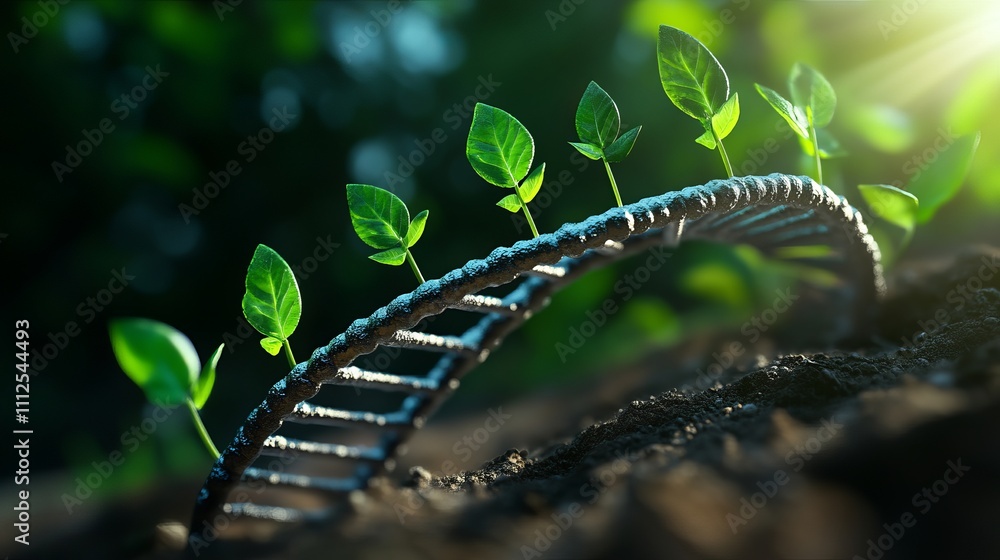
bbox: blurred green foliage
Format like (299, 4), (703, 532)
(5, 0), (998, 494)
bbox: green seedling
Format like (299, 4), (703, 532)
(569, 81), (642, 207)
(755, 63), (839, 185)
(242, 244), (302, 367)
(109, 318), (223, 459)
(858, 130), (980, 261)
(347, 183), (429, 284)
(657, 24), (741, 178)
(466, 102), (546, 238)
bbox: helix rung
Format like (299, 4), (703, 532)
(327, 366), (439, 393)
(385, 330), (480, 356)
(262, 435), (387, 462)
(289, 402), (413, 428)
(242, 467), (362, 494)
(450, 294), (522, 316)
(525, 264), (567, 279)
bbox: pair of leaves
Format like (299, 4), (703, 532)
(755, 63), (837, 148)
(347, 184), (428, 265)
(109, 318), (222, 409)
(242, 244), (302, 356)
(858, 131), (981, 236)
(466, 103), (546, 210)
(569, 81), (641, 163)
(656, 25), (740, 150)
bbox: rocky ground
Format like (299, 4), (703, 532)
(18, 247), (1000, 560)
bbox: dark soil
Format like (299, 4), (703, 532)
(20, 248), (1000, 560)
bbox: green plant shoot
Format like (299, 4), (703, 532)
(755, 63), (838, 185)
(466, 102), (545, 238)
(857, 130), (979, 262)
(242, 244), (302, 367)
(569, 81), (642, 207)
(657, 25), (740, 178)
(109, 318), (223, 459)
(347, 183), (429, 284)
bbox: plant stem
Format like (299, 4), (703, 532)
(712, 129), (734, 178)
(186, 398), (220, 459)
(809, 121), (823, 185)
(602, 159), (623, 207)
(514, 187), (540, 238)
(405, 248), (426, 284)
(282, 339), (297, 369)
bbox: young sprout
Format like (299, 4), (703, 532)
(755, 63), (838, 185)
(347, 183), (429, 284)
(569, 81), (642, 207)
(466, 103), (546, 238)
(242, 244), (302, 367)
(109, 318), (223, 459)
(657, 24), (741, 178)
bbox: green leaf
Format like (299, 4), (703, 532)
(711, 93), (740, 141)
(192, 343), (223, 410)
(403, 210), (428, 248)
(858, 184), (919, 234)
(260, 336), (283, 356)
(575, 81), (620, 150)
(518, 163), (545, 203)
(656, 25), (729, 123)
(242, 244), (302, 343)
(346, 184), (409, 249)
(369, 247), (407, 265)
(569, 141), (603, 160)
(605, 126), (641, 163)
(466, 103), (534, 188)
(496, 194), (522, 213)
(109, 318), (200, 406)
(789, 62), (836, 128)
(755, 83), (809, 139)
(695, 129), (716, 149)
(907, 132), (979, 223)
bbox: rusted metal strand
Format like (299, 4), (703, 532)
(188, 175), (884, 547)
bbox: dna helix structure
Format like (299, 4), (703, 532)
(188, 173), (886, 545)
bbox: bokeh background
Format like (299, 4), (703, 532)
(3, 0), (998, 551)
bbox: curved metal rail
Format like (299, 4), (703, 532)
(188, 174), (885, 545)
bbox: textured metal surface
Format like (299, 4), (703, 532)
(188, 174), (885, 546)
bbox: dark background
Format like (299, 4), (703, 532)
(2, 0), (998, 547)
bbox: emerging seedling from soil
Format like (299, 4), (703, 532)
(242, 244), (302, 367)
(755, 63), (838, 185)
(657, 25), (740, 178)
(347, 183), (429, 284)
(466, 102), (545, 238)
(109, 318), (223, 458)
(858, 131), (980, 259)
(569, 81), (642, 207)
